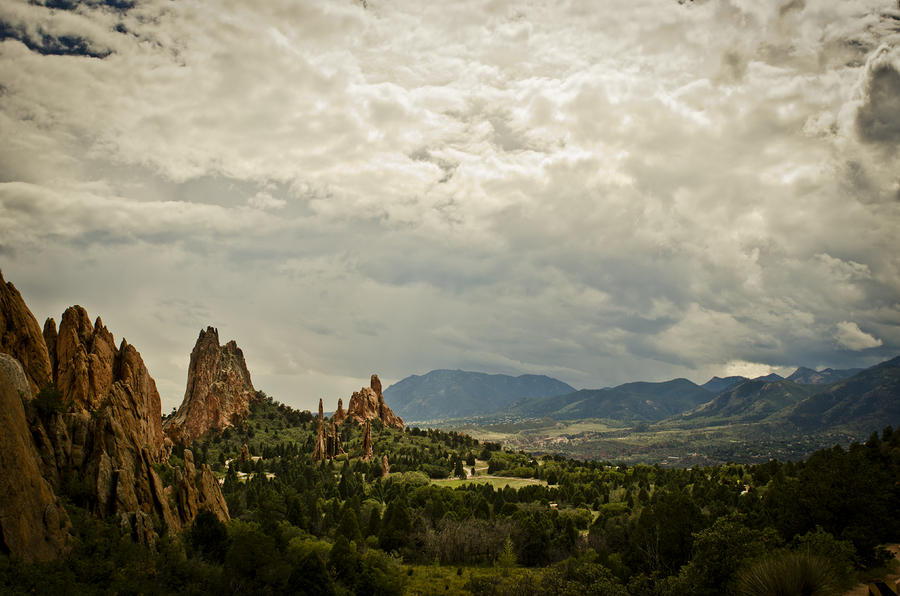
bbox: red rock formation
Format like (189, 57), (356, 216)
(40, 306), (166, 459)
(381, 454), (390, 477)
(164, 327), (256, 446)
(0, 270), (52, 395)
(0, 276), (230, 558)
(168, 449), (229, 526)
(330, 421), (345, 458)
(345, 374), (404, 430)
(313, 398), (326, 461)
(31, 305), (227, 533)
(333, 397), (346, 425)
(0, 359), (71, 561)
(361, 419), (373, 462)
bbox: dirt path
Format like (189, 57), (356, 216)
(844, 544), (900, 596)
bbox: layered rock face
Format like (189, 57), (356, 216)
(344, 374), (404, 430)
(164, 327), (256, 446)
(41, 307), (166, 459)
(171, 449), (229, 526)
(0, 272), (229, 560)
(0, 359), (71, 561)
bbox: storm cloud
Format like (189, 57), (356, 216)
(1, 0), (899, 411)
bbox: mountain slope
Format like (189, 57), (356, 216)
(382, 370), (575, 421)
(786, 366), (863, 385)
(682, 379), (819, 423)
(511, 378), (712, 422)
(701, 375), (748, 394)
(787, 357), (900, 431)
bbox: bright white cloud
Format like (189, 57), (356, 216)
(1, 0), (899, 410)
(835, 321), (884, 350)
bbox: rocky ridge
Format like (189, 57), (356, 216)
(0, 271), (229, 561)
(164, 327), (257, 446)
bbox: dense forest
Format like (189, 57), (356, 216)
(3, 393), (899, 595)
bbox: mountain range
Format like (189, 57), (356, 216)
(382, 369), (575, 421)
(384, 359), (900, 434)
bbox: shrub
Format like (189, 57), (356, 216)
(736, 551), (840, 596)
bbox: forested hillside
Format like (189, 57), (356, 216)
(3, 394), (898, 595)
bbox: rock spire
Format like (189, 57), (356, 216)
(333, 397), (346, 425)
(361, 419), (374, 462)
(314, 398), (326, 461)
(345, 374), (404, 430)
(164, 327), (257, 446)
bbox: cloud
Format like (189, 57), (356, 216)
(856, 45), (900, 146)
(1, 0), (899, 410)
(247, 192), (286, 210)
(835, 321), (884, 350)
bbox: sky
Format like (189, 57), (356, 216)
(1, 0), (899, 413)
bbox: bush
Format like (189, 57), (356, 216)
(33, 384), (66, 417)
(736, 551), (840, 596)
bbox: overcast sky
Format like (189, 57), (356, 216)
(1, 0), (899, 412)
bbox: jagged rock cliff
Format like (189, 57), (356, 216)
(0, 271), (52, 395)
(164, 327), (256, 446)
(344, 374), (404, 430)
(0, 272), (229, 560)
(0, 358), (71, 561)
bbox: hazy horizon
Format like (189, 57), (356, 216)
(2, 0), (898, 412)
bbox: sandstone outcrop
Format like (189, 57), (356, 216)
(30, 306), (228, 535)
(345, 374), (404, 430)
(0, 276), (231, 560)
(381, 454), (390, 477)
(333, 397), (346, 425)
(330, 421), (345, 458)
(0, 360), (71, 561)
(314, 398), (326, 461)
(164, 327), (257, 446)
(0, 270), (52, 395)
(169, 449), (229, 526)
(361, 419), (374, 462)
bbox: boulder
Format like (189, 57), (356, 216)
(0, 353), (31, 399)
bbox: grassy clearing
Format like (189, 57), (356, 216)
(431, 476), (547, 490)
(403, 565), (531, 595)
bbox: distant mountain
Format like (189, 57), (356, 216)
(754, 373), (784, 382)
(787, 357), (900, 432)
(786, 366), (863, 385)
(683, 379), (818, 424)
(701, 376), (748, 393)
(382, 370), (575, 421)
(511, 378), (712, 423)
